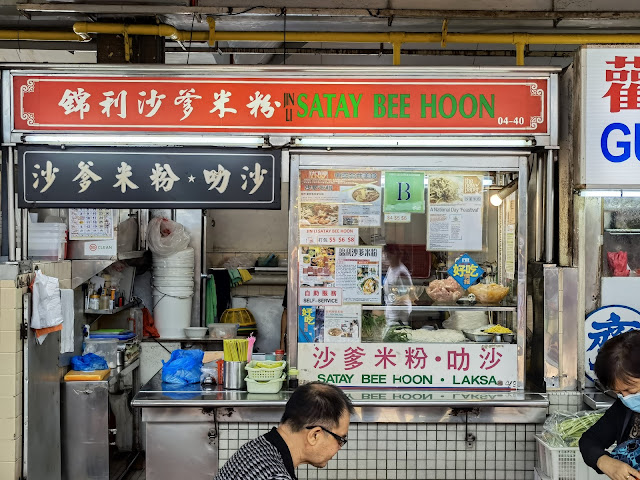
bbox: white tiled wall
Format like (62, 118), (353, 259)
(218, 422), (539, 480)
(546, 391), (584, 414)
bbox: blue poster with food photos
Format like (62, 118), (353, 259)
(448, 254), (484, 290)
(298, 306), (316, 343)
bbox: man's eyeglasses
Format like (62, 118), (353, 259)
(306, 425), (348, 447)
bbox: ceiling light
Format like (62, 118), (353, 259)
(293, 137), (533, 148)
(578, 190), (622, 197)
(489, 179), (518, 207)
(21, 134), (268, 147)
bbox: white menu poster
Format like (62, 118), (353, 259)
(299, 169), (382, 227)
(335, 246), (382, 304)
(69, 208), (114, 240)
(323, 305), (361, 343)
(427, 175), (483, 251)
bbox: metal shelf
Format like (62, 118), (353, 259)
(85, 301), (136, 315)
(362, 304), (517, 312)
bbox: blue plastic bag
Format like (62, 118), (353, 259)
(71, 353), (109, 371)
(162, 349), (204, 385)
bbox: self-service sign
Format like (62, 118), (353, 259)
(583, 47), (640, 186)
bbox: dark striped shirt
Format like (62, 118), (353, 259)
(214, 428), (297, 480)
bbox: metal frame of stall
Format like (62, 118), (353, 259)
(1, 64), (560, 480)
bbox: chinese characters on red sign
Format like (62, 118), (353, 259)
(14, 76), (548, 134)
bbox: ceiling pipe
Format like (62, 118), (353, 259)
(4, 20), (640, 65)
(0, 30), (87, 42)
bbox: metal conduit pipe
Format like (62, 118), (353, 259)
(7, 20), (640, 65)
(545, 150), (555, 264)
(0, 30), (87, 42)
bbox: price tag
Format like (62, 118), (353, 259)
(384, 212), (411, 223)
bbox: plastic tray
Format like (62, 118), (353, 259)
(245, 374), (286, 394)
(245, 360), (287, 381)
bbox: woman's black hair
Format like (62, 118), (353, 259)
(594, 329), (640, 390)
(280, 382), (355, 432)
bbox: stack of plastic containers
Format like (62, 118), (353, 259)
(152, 247), (195, 337)
(28, 222), (67, 260)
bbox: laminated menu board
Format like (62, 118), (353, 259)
(335, 246), (382, 304)
(299, 169), (382, 227)
(427, 175), (484, 251)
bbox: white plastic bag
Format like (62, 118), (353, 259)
(31, 270), (63, 330)
(146, 217), (191, 256)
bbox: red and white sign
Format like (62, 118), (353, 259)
(298, 342), (518, 389)
(13, 75), (548, 134)
(300, 227), (358, 246)
(299, 287), (343, 306)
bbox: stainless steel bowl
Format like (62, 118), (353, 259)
(463, 330), (494, 342)
(501, 333), (515, 343)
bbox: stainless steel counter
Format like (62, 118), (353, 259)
(583, 390), (616, 410)
(133, 372), (549, 480)
(133, 371), (548, 420)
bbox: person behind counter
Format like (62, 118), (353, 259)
(214, 382), (354, 480)
(383, 244), (415, 327)
(580, 330), (640, 480)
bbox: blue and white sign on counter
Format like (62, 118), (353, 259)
(585, 305), (640, 382)
(583, 47), (640, 186)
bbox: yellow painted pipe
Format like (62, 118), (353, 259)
(515, 43), (525, 66)
(0, 30), (86, 41)
(10, 21), (640, 67)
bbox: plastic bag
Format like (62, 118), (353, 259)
(117, 217), (138, 252)
(162, 349), (204, 385)
(31, 270), (63, 330)
(442, 311), (489, 331)
(147, 217), (191, 256)
(71, 353), (109, 371)
(540, 409), (606, 447)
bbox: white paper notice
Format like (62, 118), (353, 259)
(324, 305), (361, 343)
(335, 246), (382, 304)
(69, 208), (114, 240)
(427, 175), (484, 251)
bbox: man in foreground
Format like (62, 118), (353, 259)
(214, 382), (354, 480)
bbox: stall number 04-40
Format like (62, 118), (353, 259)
(498, 117), (525, 126)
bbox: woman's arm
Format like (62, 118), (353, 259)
(579, 400), (628, 474)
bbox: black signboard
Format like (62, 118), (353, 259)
(18, 146), (281, 209)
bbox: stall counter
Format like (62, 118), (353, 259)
(133, 372), (548, 480)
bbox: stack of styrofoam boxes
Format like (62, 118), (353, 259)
(0, 278), (24, 480)
(28, 223), (67, 260)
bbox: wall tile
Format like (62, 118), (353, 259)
(217, 421), (541, 479)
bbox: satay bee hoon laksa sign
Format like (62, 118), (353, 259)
(17, 146), (281, 209)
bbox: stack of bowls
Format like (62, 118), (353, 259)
(152, 247), (195, 338)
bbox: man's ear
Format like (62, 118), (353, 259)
(306, 427), (321, 446)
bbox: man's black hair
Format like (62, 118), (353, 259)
(594, 329), (640, 390)
(280, 382), (355, 432)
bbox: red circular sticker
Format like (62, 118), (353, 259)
(89, 244), (97, 251)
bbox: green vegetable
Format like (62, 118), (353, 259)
(362, 312), (387, 341)
(383, 326), (410, 343)
(546, 413), (604, 447)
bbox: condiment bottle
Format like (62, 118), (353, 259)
(99, 290), (109, 310)
(275, 349), (285, 361)
(288, 368), (299, 390)
(89, 294), (100, 310)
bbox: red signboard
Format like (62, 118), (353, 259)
(13, 75), (548, 134)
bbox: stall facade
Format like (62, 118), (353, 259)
(2, 64), (559, 480)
